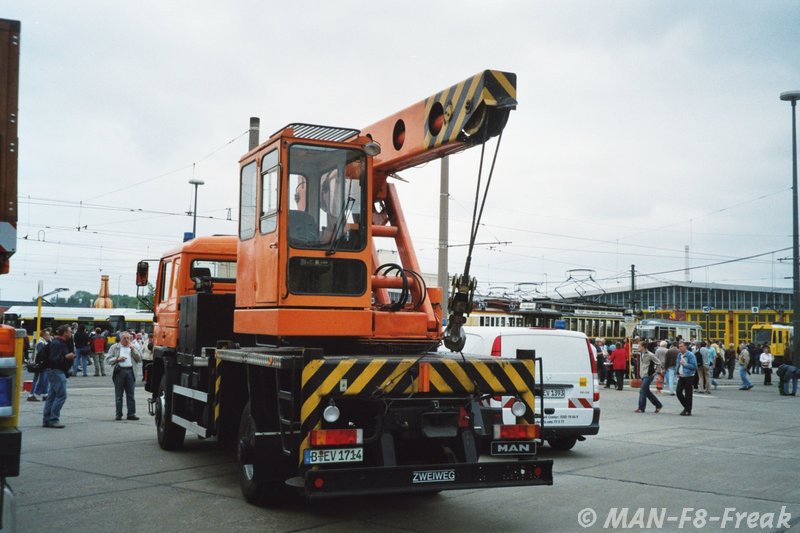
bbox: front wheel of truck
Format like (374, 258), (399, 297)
(155, 374), (186, 450)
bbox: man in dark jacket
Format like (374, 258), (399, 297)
(42, 324), (75, 428)
(777, 364), (799, 396)
(73, 324), (91, 377)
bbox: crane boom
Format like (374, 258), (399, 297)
(363, 69), (516, 174)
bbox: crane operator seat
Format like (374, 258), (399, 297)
(288, 210), (319, 246)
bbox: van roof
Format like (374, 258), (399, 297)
(462, 326), (589, 340)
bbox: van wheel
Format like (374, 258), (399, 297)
(156, 374), (186, 450)
(238, 402), (291, 506)
(547, 437), (577, 451)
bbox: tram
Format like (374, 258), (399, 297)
(466, 298), (629, 344)
(1, 305), (154, 343)
(752, 323), (793, 364)
(636, 318), (703, 342)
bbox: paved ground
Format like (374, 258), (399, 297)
(9, 371), (800, 532)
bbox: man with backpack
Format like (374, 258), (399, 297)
(42, 324), (75, 428)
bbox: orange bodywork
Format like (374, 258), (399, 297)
(154, 71), (516, 352)
(230, 71), (516, 350)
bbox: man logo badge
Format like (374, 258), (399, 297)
(491, 441), (535, 455)
(411, 469), (456, 484)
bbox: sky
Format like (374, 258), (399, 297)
(1, 1), (799, 305)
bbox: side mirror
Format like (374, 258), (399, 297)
(136, 261), (149, 287)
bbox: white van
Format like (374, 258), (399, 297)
(458, 326), (600, 451)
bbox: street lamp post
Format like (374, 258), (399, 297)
(189, 178), (205, 239)
(780, 90), (800, 365)
(34, 282), (69, 344)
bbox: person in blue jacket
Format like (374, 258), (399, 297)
(676, 341), (697, 416)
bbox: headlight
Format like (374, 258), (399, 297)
(323, 403), (340, 423)
(510, 399), (527, 417)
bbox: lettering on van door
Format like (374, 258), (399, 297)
(544, 413), (581, 425)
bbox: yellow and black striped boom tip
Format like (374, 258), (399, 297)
(423, 70), (517, 149)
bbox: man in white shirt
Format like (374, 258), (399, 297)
(760, 346), (774, 386)
(106, 332), (142, 421)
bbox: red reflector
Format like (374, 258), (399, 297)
(458, 407), (469, 428)
(491, 336), (502, 357)
(494, 424), (540, 440)
(534, 467), (542, 477)
(313, 477), (324, 489)
(593, 391), (600, 402)
(309, 429), (363, 446)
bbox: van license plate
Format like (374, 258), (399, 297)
(304, 447), (363, 465)
(543, 388), (565, 398)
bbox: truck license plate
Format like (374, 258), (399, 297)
(304, 447), (363, 465)
(543, 388), (565, 398)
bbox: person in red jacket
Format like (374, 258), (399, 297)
(609, 343), (629, 390)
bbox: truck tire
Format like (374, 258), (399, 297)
(237, 402), (290, 506)
(156, 374), (186, 450)
(547, 437), (577, 451)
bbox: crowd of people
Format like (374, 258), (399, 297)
(23, 324), (151, 428)
(593, 336), (795, 417)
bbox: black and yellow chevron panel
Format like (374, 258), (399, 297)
(422, 69), (517, 149)
(298, 354), (536, 464)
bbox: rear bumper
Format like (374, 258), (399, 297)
(541, 407), (601, 440)
(478, 406), (601, 441)
(304, 459), (553, 498)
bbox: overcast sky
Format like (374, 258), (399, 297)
(1, 1), (798, 305)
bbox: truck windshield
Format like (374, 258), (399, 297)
(189, 259), (236, 281)
(287, 144), (366, 252)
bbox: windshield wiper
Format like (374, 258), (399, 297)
(326, 196), (355, 256)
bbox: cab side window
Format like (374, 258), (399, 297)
(260, 150), (279, 234)
(158, 260), (173, 304)
(240, 161), (257, 240)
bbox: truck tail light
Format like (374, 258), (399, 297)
(493, 424), (540, 440)
(309, 428), (363, 446)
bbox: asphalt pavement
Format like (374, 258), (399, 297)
(10, 370), (800, 533)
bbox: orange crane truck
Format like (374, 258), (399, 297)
(136, 70), (553, 504)
(0, 17), (21, 530)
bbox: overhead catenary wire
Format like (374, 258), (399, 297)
(81, 129), (249, 202)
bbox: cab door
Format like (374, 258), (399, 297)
(255, 149), (279, 304)
(154, 257), (179, 348)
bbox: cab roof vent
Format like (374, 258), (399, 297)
(274, 123), (360, 143)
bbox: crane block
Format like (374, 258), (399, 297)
(363, 69), (516, 174)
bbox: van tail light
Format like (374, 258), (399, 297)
(586, 338), (598, 374)
(490, 336), (503, 400)
(587, 338), (599, 403)
(491, 336), (502, 357)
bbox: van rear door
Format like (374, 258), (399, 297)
(501, 332), (596, 428)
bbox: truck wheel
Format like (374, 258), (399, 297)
(156, 374), (186, 450)
(547, 437), (577, 451)
(237, 402), (289, 506)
